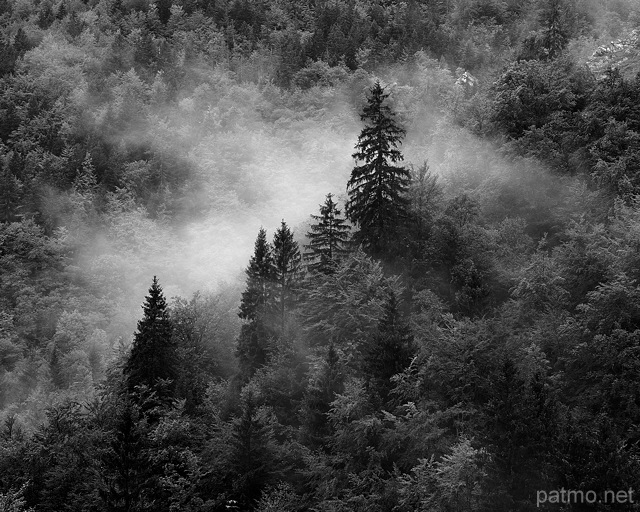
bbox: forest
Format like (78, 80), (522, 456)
(2, 0), (640, 510)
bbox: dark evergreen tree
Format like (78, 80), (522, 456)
(37, 3), (55, 29)
(49, 344), (65, 389)
(362, 291), (413, 405)
(538, 0), (569, 59)
(0, 39), (16, 76)
(229, 389), (276, 508)
(239, 228), (273, 322)
(123, 276), (177, 401)
(237, 228), (274, 378)
(486, 359), (558, 507)
(55, 2), (67, 20)
(99, 400), (148, 512)
(0, 0), (11, 17)
(299, 343), (344, 448)
(346, 81), (410, 257)
(0, 160), (21, 222)
(156, 0), (171, 24)
(272, 220), (301, 334)
(67, 12), (84, 38)
(304, 193), (351, 274)
(12, 28), (30, 56)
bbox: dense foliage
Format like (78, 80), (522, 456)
(2, 0), (640, 510)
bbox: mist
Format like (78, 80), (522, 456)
(72, 54), (594, 338)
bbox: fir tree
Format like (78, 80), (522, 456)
(272, 220), (301, 334)
(237, 228), (275, 378)
(123, 276), (177, 401)
(346, 81), (410, 257)
(304, 193), (351, 274)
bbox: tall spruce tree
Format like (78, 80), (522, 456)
(304, 193), (351, 274)
(237, 228), (275, 378)
(124, 276), (177, 400)
(346, 81), (410, 257)
(272, 220), (301, 334)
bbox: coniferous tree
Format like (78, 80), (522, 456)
(230, 388), (276, 508)
(362, 291), (413, 404)
(99, 400), (148, 512)
(0, 161), (21, 222)
(346, 81), (410, 257)
(49, 344), (65, 389)
(239, 228), (273, 322)
(304, 193), (351, 274)
(272, 220), (301, 334)
(123, 276), (177, 401)
(539, 0), (569, 59)
(299, 343), (344, 448)
(237, 228), (275, 378)
(12, 28), (30, 55)
(0, 40), (16, 76)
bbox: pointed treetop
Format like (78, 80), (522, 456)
(346, 79), (409, 256)
(304, 193), (351, 274)
(239, 228), (274, 321)
(273, 220), (301, 276)
(141, 275), (168, 319)
(124, 275), (176, 401)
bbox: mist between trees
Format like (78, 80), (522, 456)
(2, 0), (640, 510)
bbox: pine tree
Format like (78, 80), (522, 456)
(124, 276), (177, 401)
(272, 220), (301, 334)
(346, 81), (410, 257)
(304, 193), (351, 274)
(237, 228), (275, 378)
(362, 291), (413, 404)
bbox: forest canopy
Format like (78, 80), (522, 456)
(2, 0), (640, 510)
